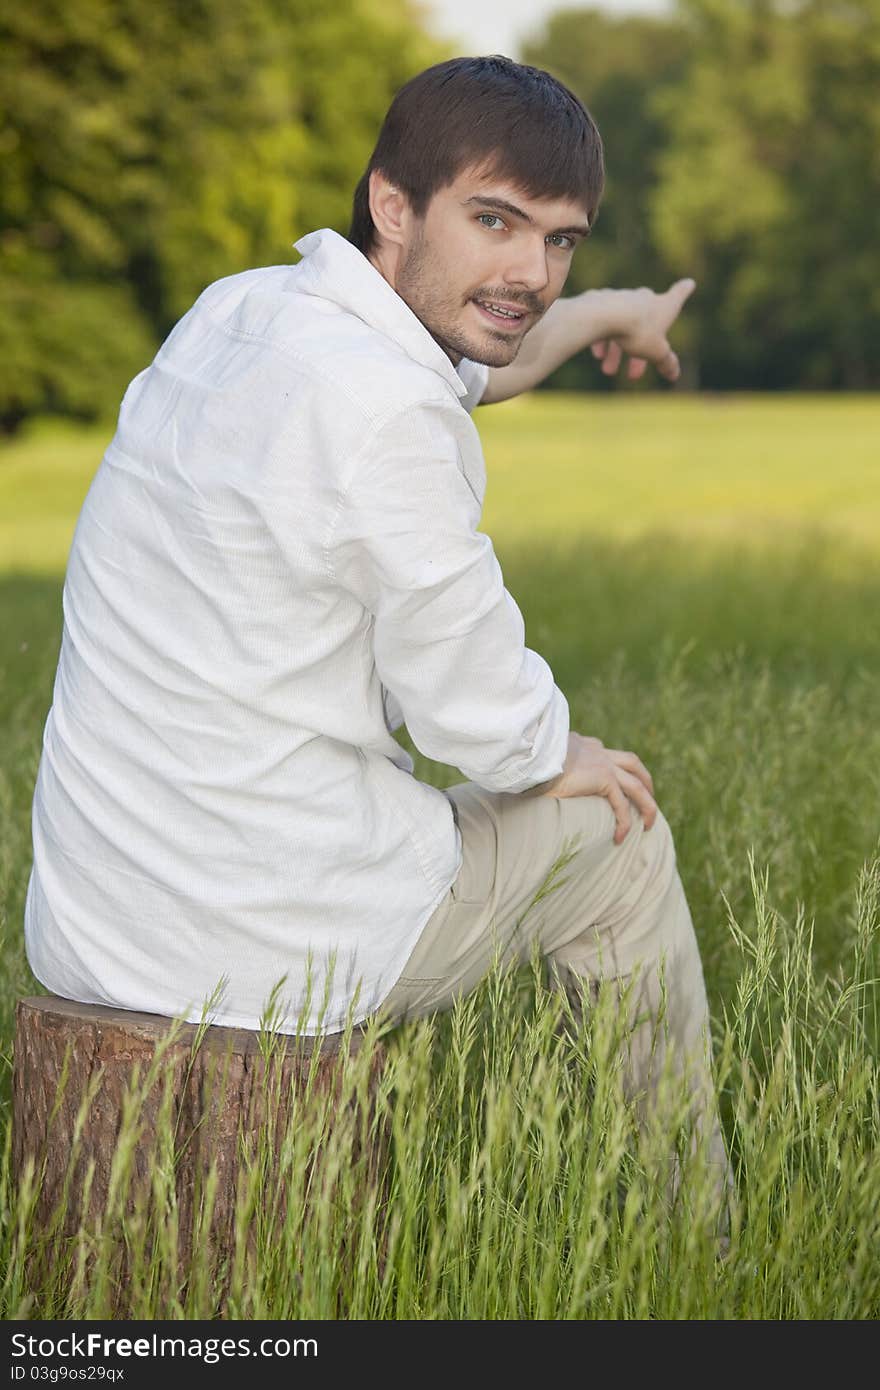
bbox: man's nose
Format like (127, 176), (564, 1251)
(502, 236), (551, 293)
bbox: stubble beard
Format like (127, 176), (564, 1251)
(397, 228), (525, 369)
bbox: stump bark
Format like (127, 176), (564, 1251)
(12, 995), (388, 1304)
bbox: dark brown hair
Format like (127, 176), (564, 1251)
(348, 55), (604, 255)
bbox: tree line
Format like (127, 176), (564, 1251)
(1, 0), (877, 431)
(526, 0), (880, 393)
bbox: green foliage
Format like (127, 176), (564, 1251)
(0, 0), (445, 430)
(0, 275), (156, 434)
(525, 1), (880, 392)
(651, 0), (880, 388)
(4, 0), (877, 424)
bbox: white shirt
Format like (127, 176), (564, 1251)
(24, 227), (570, 1034)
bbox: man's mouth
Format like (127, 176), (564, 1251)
(472, 298), (529, 328)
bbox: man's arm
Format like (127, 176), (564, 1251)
(329, 402), (569, 795)
(480, 280), (697, 405)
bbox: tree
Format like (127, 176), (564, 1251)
(0, 0), (445, 431)
(651, 0), (880, 388)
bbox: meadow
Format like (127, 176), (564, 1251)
(1, 393), (878, 1318)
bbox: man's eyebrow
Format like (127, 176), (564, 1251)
(462, 194), (591, 238)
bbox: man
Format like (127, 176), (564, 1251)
(24, 56), (727, 1193)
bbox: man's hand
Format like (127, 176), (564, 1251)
(528, 732), (658, 845)
(589, 279), (697, 384)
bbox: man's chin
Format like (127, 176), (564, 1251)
(428, 311), (527, 369)
(467, 347), (521, 368)
(456, 334), (523, 368)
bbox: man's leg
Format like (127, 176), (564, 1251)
(373, 782), (731, 1220)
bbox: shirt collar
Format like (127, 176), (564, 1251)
(292, 227), (469, 399)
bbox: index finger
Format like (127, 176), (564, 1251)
(667, 277), (697, 313)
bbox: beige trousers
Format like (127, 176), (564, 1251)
(373, 781), (731, 1212)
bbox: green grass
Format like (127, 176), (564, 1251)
(480, 392), (880, 546)
(1, 394), (879, 1318)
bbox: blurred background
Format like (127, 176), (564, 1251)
(2, 0), (878, 434)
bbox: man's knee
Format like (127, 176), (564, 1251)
(622, 801), (678, 881)
(574, 798), (685, 956)
(562, 793), (678, 881)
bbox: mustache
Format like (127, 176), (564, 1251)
(471, 291), (545, 314)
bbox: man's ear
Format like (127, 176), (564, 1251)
(368, 169), (411, 249)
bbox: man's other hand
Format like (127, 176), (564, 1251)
(589, 278), (697, 384)
(529, 732), (658, 844)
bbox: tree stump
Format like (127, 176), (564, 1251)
(12, 995), (388, 1306)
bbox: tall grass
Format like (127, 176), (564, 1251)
(2, 845), (878, 1317)
(1, 397), (878, 1317)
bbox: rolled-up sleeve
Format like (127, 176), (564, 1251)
(327, 402), (569, 793)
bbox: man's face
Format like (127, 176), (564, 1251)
(374, 164), (591, 368)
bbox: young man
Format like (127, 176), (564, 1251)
(24, 56), (726, 1191)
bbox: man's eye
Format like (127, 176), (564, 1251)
(475, 215), (575, 249)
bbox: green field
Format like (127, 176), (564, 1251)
(1, 394), (879, 1318)
(3, 393), (879, 569)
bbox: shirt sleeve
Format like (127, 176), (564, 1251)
(327, 403), (569, 793)
(456, 358), (490, 413)
(382, 685), (405, 733)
